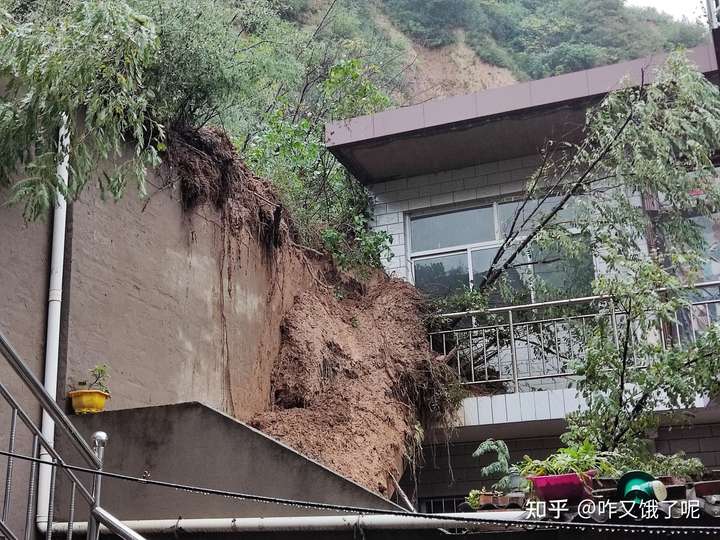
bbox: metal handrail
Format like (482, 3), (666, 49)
(0, 330), (146, 540)
(93, 507), (146, 540)
(437, 279), (720, 320)
(0, 331), (100, 468)
(0, 379), (95, 505)
(431, 281), (720, 390)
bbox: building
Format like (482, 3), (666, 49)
(326, 39), (720, 512)
(4, 17), (720, 540)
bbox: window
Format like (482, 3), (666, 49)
(409, 200), (594, 303)
(692, 214), (720, 282)
(410, 206), (495, 252)
(413, 253), (469, 297)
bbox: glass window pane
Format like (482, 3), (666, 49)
(530, 240), (594, 302)
(413, 253), (469, 297)
(498, 197), (580, 238)
(498, 201), (528, 238)
(410, 206), (494, 252)
(692, 215), (720, 282)
(471, 248), (531, 306)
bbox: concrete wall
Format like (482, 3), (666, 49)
(63, 181), (312, 418)
(0, 176), (314, 533)
(369, 155), (540, 279)
(0, 199), (51, 534)
(55, 402), (400, 521)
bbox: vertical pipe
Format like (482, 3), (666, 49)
(38, 113), (70, 531)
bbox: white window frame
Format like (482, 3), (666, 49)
(407, 199), (594, 298)
(408, 201), (522, 291)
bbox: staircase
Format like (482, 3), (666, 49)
(0, 331), (146, 540)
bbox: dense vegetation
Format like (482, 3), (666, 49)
(0, 0), (710, 270)
(0, 0), (401, 268)
(380, 0), (707, 79)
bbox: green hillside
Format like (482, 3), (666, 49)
(285, 0), (707, 81)
(0, 0), (711, 269)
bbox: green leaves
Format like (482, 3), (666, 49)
(473, 438), (511, 479)
(246, 56), (393, 270)
(382, 0), (706, 80)
(519, 441), (618, 477)
(0, 1), (163, 220)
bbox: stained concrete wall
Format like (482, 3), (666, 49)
(0, 175), (314, 533)
(55, 402), (399, 522)
(63, 181), (312, 418)
(0, 198), (51, 534)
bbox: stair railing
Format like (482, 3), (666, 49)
(0, 330), (146, 540)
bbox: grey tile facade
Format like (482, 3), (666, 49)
(369, 155), (540, 280)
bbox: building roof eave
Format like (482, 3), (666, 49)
(327, 42), (719, 185)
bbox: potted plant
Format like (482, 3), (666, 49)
(68, 364), (110, 414)
(519, 441), (617, 502)
(466, 439), (528, 509)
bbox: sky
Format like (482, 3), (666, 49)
(626, 0), (706, 22)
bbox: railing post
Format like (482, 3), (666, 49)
(508, 310), (519, 393)
(610, 299), (619, 349)
(87, 432), (108, 540)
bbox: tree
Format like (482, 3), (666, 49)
(1, 0), (397, 268)
(0, 1), (163, 220)
(440, 53), (720, 463)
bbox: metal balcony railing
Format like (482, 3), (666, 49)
(0, 331), (146, 540)
(429, 281), (720, 394)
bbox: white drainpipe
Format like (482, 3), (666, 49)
(37, 113), (70, 530)
(42, 512), (528, 535)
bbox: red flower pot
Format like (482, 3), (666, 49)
(528, 471), (596, 503)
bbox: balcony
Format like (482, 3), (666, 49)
(429, 281), (720, 426)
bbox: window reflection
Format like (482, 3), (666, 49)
(471, 248), (531, 306)
(530, 240), (594, 302)
(410, 201), (595, 302)
(410, 206), (494, 252)
(692, 215), (720, 282)
(413, 253), (468, 297)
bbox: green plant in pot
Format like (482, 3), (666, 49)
(68, 364), (110, 414)
(466, 439), (528, 510)
(519, 441), (618, 502)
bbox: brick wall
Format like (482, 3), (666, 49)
(655, 423), (720, 469)
(369, 155), (541, 279)
(407, 422), (720, 503)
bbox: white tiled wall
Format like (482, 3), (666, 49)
(457, 389), (585, 427)
(369, 155), (541, 280)
(456, 389), (709, 428)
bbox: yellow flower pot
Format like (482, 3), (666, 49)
(68, 389), (110, 414)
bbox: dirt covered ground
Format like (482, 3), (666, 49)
(169, 127), (458, 496)
(251, 273), (435, 495)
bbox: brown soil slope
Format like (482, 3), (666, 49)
(171, 127), (456, 496)
(252, 274), (430, 495)
(370, 7), (516, 103)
